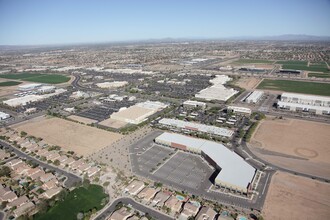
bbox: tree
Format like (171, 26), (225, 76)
(0, 166), (11, 177)
(53, 160), (60, 166)
(20, 131), (27, 137)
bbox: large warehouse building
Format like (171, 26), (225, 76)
(245, 90), (264, 104)
(195, 75), (238, 101)
(159, 118), (234, 138)
(110, 101), (168, 124)
(155, 132), (256, 193)
(277, 92), (330, 115)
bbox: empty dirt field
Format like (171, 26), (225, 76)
(12, 116), (122, 156)
(263, 171), (330, 220)
(235, 77), (261, 90)
(67, 115), (98, 125)
(250, 117), (330, 178)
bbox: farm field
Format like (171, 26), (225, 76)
(276, 60), (329, 72)
(11, 116), (123, 156)
(308, 72), (330, 78)
(35, 185), (108, 220)
(0, 72), (70, 84)
(249, 117), (330, 179)
(256, 79), (330, 96)
(0, 81), (22, 87)
(263, 171), (330, 220)
(232, 59), (274, 64)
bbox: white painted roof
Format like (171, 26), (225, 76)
(159, 118), (234, 137)
(282, 92), (330, 102)
(155, 132), (256, 190)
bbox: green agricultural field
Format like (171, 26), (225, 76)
(308, 72), (330, 78)
(276, 60), (308, 65)
(0, 81), (22, 87)
(282, 64), (329, 73)
(35, 185), (108, 220)
(232, 59), (274, 64)
(0, 72), (70, 84)
(257, 79), (330, 96)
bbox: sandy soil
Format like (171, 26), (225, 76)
(263, 171), (330, 220)
(235, 77), (262, 90)
(90, 126), (154, 174)
(67, 115), (98, 125)
(251, 117), (330, 164)
(11, 116), (122, 156)
(98, 118), (127, 129)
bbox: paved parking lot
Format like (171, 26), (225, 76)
(137, 145), (174, 173)
(154, 151), (213, 189)
(76, 101), (135, 121)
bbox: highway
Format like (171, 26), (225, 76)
(0, 140), (82, 188)
(94, 197), (174, 220)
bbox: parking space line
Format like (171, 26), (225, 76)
(152, 150), (179, 175)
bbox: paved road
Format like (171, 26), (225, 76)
(240, 141), (330, 183)
(129, 130), (265, 210)
(94, 197), (174, 220)
(0, 140), (82, 188)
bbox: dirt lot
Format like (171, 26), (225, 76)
(235, 77), (261, 90)
(252, 117), (330, 164)
(98, 118), (127, 129)
(67, 115), (98, 125)
(11, 116), (122, 156)
(263, 171), (330, 220)
(250, 117), (330, 178)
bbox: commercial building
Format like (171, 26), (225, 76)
(195, 75), (238, 101)
(183, 100), (206, 110)
(3, 89), (67, 107)
(155, 132), (256, 193)
(227, 106), (251, 115)
(38, 85), (55, 94)
(0, 111), (10, 120)
(110, 101), (168, 124)
(18, 83), (42, 91)
(159, 118), (234, 138)
(245, 90), (264, 104)
(96, 81), (128, 89)
(277, 92), (330, 115)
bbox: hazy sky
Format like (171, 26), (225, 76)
(1, 0), (330, 45)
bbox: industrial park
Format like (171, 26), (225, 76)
(0, 1), (330, 220)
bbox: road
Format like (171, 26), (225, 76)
(94, 197), (174, 220)
(0, 140), (82, 188)
(128, 131), (267, 210)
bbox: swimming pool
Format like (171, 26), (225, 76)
(176, 195), (185, 201)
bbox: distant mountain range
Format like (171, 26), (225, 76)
(1, 34), (330, 47)
(225, 34), (330, 41)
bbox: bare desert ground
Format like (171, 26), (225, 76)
(235, 77), (261, 90)
(11, 116), (122, 156)
(252, 117), (330, 164)
(263, 171), (330, 220)
(98, 118), (127, 129)
(249, 117), (330, 178)
(67, 115), (98, 125)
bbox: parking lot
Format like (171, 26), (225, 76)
(76, 101), (135, 122)
(137, 144), (175, 173)
(137, 74), (211, 99)
(154, 151), (213, 190)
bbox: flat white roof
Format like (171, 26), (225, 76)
(227, 106), (252, 114)
(183, 100), (206, 106)
(159, 118), (233, 137)
(195, 75), (238, 101)
(246, 90), (264, 102)
(281, 92), (330, 102)
(155, 132), (256, 190)
(278, 101), (330, 112)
